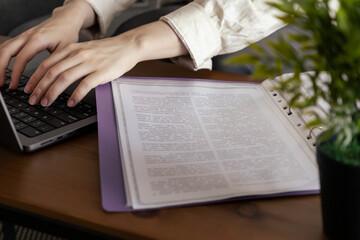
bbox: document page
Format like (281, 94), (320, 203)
(112, 78), (319, 209)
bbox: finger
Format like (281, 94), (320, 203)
(25, 43), (74, 94)
(25, 52), (73, 96)
(29, 55), (86, 106)
(0, 37), (27, 86)
(0, 38), (11, 47)
(50, 41), (70, 54)
(68, 71), (105, 107)
(39, 63), (94, 107)
(10, 38), (52, 89)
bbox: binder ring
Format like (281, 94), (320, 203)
(307, 126), (324, 139)
(287, 105), (292, 115)
(282, 105), (292, 115)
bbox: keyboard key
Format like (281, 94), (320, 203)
(7, 90), (20, 97)
(57, 94), (70, 102)
(65, 108), (90, 119)
(2, 88), (10, 93)
(7, 107), (20, 115)
(12, 118), (20, 124)
(20, 76), (28, 82)
(1, 94), (12, 101)
(42, 106), (54, 112)
(77, 104), (96, 115)
(18, 94), (30, 102)
(5, 69), (11, 78)
(50, 109), (63, 115)
(44, 107), (63, 116)
(37, 124), (55, 133)
(29, 120), (46, 128)
(57, 113), (78, 123)
(15, 122), (28, 130)
(39, 114), (53, 122)
(6, 98), (21, 107)
(17, 86), (25, 92)
(12, 111), (28, 119)
(47, 118), (67, 128)
(21, 106), (37, 113)
(28, 110), (43, 117)
(53, 102), (67, 109)
(19, 126), (42, 138)
(11, 90), (27, 100)
(13, 102), (27, 109)
(21, 116), (36, 123)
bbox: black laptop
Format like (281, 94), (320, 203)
(0, 68), (97, 152)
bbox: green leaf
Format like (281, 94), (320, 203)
(225, 54), (259, 65)
(224, 0), (360, 165)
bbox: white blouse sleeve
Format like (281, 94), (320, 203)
(64, 0), (135, 39)
(160, 0), (285, 70)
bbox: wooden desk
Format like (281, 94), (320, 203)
(0, 61), (325, 240)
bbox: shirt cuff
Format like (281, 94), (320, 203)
(160, 2), (221, 70)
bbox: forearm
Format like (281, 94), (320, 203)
(119, 21), (188, 63)
(53, 0), (96, 31)
(24, 20), (189, 107)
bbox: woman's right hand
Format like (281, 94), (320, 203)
(0, 0), (96, 89)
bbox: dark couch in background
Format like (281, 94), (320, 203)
(0, 0), (300, 75)
(0, 0), (63, 35)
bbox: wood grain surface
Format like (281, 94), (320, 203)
(0, 61), (326, 240)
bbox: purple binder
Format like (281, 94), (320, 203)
(95, 79), (319, 212)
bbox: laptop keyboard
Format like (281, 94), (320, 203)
(1, 68), (96, 138)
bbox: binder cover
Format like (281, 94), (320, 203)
(95, 79), (319, 212)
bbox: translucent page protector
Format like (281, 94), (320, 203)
(111, 77), (319, 210)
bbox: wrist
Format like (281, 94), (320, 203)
(121, 21), (188, 63)
(52, 0), (95, 30)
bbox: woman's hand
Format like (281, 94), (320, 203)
(24, 21), (188, 107)
(0, 0), (95, 89)
(25, 35), (142, 107)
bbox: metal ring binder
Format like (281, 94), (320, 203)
(308, 126), (324, 139)
(287, 105), (292, 115)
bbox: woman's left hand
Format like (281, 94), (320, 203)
(24, 21), (188, 107)
(25, 34), (141, 107)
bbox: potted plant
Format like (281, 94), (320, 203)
(227, 0), (360, 239)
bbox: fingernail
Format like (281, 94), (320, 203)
(68, 99), (75, 107)
(41, 97), (49, 107)
(9, 82), (16, 90)
(29, 95), (37, 105)
(24, 84), (33, 93)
